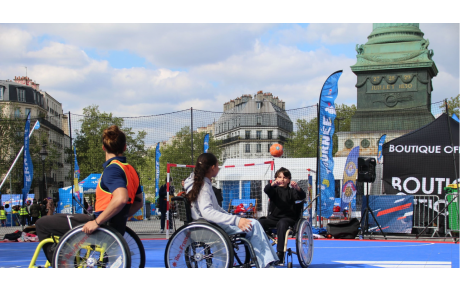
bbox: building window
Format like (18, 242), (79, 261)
(14, 108), (21, 118)
(25, 108), (31, 117)
(257, 116), (262, 125)
(268, 144), (271, 152)
(245, 144), (250, 153)
(0, 87), (3, 100)
(245, 131), (250, 139)
(257, 102), (261, 109)
(257, 144), (261, 153)
(17, 89), (26, 102)
(268, 131), (273, 139)
(256, 130), (262, 139)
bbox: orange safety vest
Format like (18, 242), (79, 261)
(95, 160), (140, 212)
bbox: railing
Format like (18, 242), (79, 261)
(413, 195), (440, 237)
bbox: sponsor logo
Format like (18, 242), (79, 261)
(173, 232), (191, 264)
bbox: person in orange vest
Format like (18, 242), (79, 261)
(35, 125), (143, 263)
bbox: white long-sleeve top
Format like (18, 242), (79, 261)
(184, 173), (240, 226)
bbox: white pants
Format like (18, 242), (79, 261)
(218, 219), (278, 268)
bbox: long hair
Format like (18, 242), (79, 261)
(186, 153), (217, 204)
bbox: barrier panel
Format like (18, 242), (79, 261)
(412, 195), (440, 237)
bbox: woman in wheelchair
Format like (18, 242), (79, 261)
(183, 153), (279, 268)
(35, 125), (143, 264)
(259, 167), (306, 266)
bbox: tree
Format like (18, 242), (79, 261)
(439, 94), (460, 117)
(73, 105), (147, 180)
(284, 103), (356, 158)
(142, 126), (222, 196)
(333, 104), (357, 155)
(284, 117), (318, 158)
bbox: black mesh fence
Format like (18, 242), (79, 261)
(1, 100), (458, 238)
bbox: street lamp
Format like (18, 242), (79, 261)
(39, 143), (48, 200)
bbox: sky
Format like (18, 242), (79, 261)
(0, 3), (459, 118)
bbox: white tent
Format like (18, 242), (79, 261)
(216, 157), (351, 217)
(217, 157), (349, 182)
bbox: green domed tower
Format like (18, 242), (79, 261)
(336, 23), (438, 158)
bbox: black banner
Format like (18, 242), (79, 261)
(382, 113), (459, 199)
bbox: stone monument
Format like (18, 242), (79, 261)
(336, 23), (438, 157)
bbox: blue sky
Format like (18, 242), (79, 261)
(0, 5), (458, 117)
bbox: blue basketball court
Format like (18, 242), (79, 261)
(0, 238), (458, 268)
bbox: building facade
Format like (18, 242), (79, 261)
(215, 91), (293, 161)
(0, 77), (71, 199)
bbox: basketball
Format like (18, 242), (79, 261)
(270, 143), (283, 157)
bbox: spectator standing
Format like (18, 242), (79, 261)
(19, 203), (29, 226)
(46, 198), (55, 216)
(0, 206), (6, 227)
(29, 199), (41, 225)
(26, 200), (32, 225)
(158, 177), (174, 233)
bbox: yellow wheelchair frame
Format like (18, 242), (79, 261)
(29, 235), (109, 268)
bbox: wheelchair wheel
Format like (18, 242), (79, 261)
(124, 227), (145, 268)
(296, 218), (314, 268)
(52, 225), (131, 268)
(164, 223), (234, 268)
(233, 241), (250, 267)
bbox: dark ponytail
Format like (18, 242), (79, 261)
(187, 153), (217, 204)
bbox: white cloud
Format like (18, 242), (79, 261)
(275, 23), (371, 45)
(0, 23), (458, 119)
(15, 23), (275, 68)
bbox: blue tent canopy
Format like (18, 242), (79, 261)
(78, 173), (101, 193)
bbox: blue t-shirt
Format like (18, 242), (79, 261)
(94, 156), (141, 216)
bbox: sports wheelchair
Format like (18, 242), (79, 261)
(29, 224), (145, 268)
(164, 196), (260, 268)
(260, 199), (314, 268)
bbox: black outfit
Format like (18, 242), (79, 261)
(159, 184), (174, 230)
(212, 186), (223, 207)
(29, 202), (41, 225)
(259, 183), (306, 253)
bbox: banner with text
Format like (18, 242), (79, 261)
(383, 113), (459, 200)
(22, 112), (33, 204)
(318, 70), (342, 218)
(341, 146), (359, 211)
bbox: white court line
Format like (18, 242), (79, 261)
(335, 261), (451, 268)
(316, 243), (434, 249)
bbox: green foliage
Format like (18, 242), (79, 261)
(440, 94), (460, 117)
(333, 104), (357, 154)
(284, 117), (318, 158)
(284, 103), (356, 158)
(137, 126), (222, 197)
(0, 106), (61, 194)
(74, 105), (147, 180)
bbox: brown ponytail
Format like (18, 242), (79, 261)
(102, 125), (126, 155)
(186, 153), (218, 204)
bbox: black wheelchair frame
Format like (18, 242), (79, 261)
(164, 196), (260, 268)
(261, 198), (314, 268)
